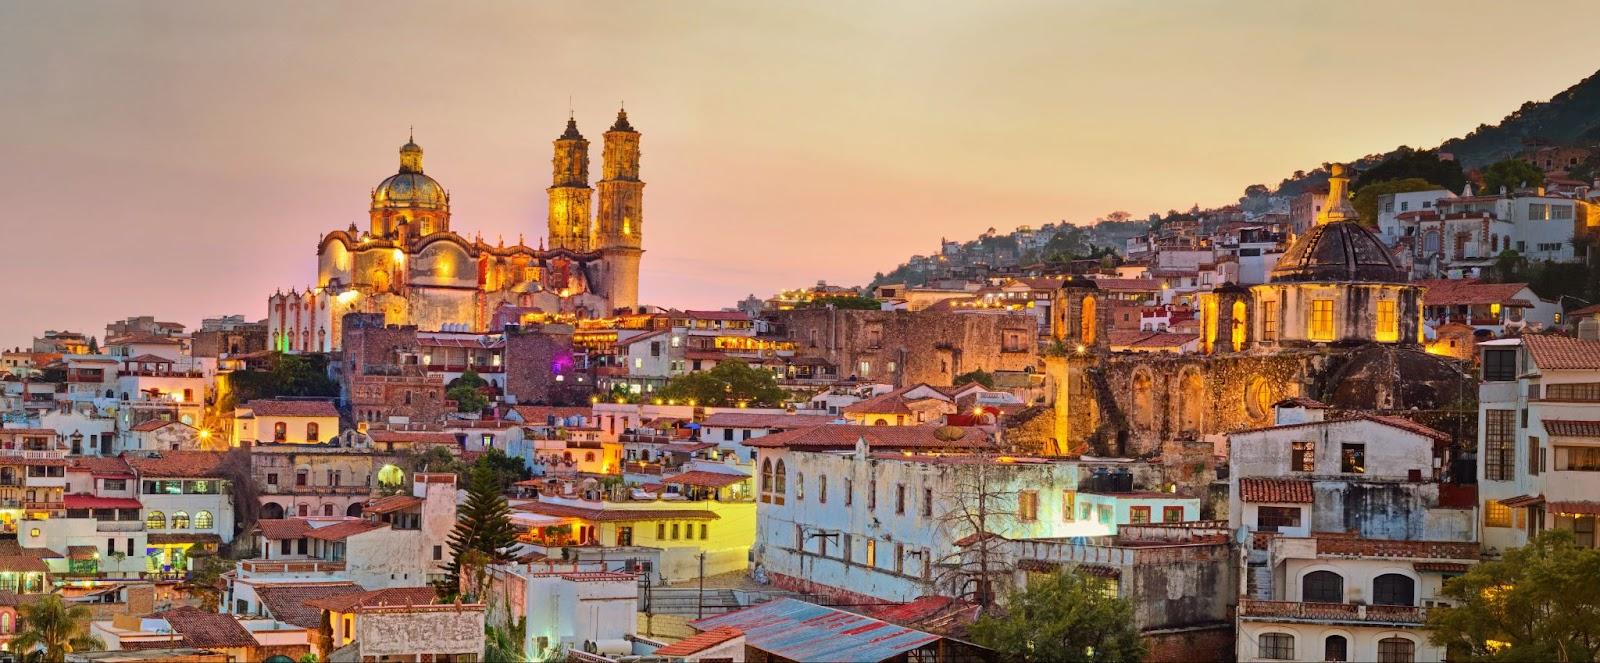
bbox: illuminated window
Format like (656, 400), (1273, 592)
(1485, 410), (1515, 480)
(1291, 441), (1315, 472)
(1062, 491), (1076, 522)
(1129, 506), (1151, 523)
(145, 511), (166, 530)
(194, 511), (213, 529)
(1484, 500), (1511, 528)
(1230, 300), (1247, 351)
(865, 539), (876, 567)
(1079, 296), (1097, 345)
(1310, 299), (1335, 341)
(1376, 300), (1398, 342)
(1018, 491), (1038, 521)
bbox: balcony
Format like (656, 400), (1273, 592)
(96, 521), (145, 533)
(239, 559), (346, 575)
(1239, 599), (1427, 625)
(24, 501), (64, 512)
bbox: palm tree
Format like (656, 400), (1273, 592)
(10, 594), (103, 662)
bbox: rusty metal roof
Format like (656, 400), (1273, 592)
(688, 598), (944, 662)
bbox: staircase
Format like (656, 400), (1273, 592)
(1246, 561), (1273, 601)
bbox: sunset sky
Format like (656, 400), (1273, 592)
(3, 0), (1598, 346)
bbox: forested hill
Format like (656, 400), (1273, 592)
(1441, 68), (1600, 168)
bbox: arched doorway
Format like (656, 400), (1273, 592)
(347, 502), (365, 517)
(260, 502), (285, 520)
(1131, 370), (1155, 432)
(1176, 368), (1205, 436)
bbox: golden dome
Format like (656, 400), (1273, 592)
(373, 137), (448, 211)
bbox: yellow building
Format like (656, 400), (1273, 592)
(233, 399), (340, 445)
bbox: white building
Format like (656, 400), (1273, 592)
(484, 562), (638, 660)
(698, 412), (834, 465)
(1375, 189), (1456, 245)
(233, 399), (340, 445)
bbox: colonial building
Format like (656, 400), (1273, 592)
(267, 111), (647, 352)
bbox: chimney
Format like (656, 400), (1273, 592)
(1578, 317), (1600, 341)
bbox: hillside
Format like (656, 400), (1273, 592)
(1441, 68), (1600, 167)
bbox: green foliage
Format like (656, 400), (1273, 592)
(1353, 147), (1467, 193)
(970, 571), (1146, 662)
(1479, 159), (1546, 196)
(954, 369), (995, 389)
(448, 370), (491, 413)
(804, 296), (882, 310)
(1427, 530), (1600, 661)
(1441, 69), (1600, 166)
(1351, 178), (1439, 226)
(186, 555), (237, 612)
(298, 654), (320, 663)
(1485, 243), (1600, 307)
(450, 370), (488, 390)
(437, 465), (519, 601)
(659, 360), (788, 407)
(485, 615), (528, 663)
(11, 594), (104, 662)
(474, 448), (532, 493)
(221, 353), (338, 412)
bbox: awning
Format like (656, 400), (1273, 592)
(63, 495), (143, 510)
(1499, 494), (1545, 508)
(1548, 501), (1600, 516)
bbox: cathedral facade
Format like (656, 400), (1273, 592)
(267, 110), (645, 352)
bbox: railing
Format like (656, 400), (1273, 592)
(1240, 600), (1427, 624)
(623, 463), (664, 476)
(621, 434), (673, 444)
(96, 521), (145, 532)
(24, 501), (64, 511)
(239, 559), (346, 574)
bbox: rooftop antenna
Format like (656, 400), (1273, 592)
(408, 125), (414, 142)
(568, 96), (574, 120)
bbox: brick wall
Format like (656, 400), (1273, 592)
(772, 308), (1037, 387)
(1143, 625), (1234, 663)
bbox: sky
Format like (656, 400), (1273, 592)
(2, 0), (1598, 347)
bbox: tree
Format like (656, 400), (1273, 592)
(970, 570), (1146, 663)
(85, 337), (98, 354)
(1427, 530), (1600, 662)
(219, 353), (338, 413)
(1352, 146), (1467, 193)
(1351, 178), (1439, 226)
(10, 594), (104, 662)
(953, 369), (995, 389)
(804, 296), (881, 310)
(484, 615), (527, 663)
(437, 465), (518, 601)
(472, 448), (532, 493)
(658, 360), (788, 407)
(1479, 159), (1545, 196)
(448, 370), (491, 413)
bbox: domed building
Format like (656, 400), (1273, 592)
(267, 112), (647, 352)
(1248, 164), (1423, 347)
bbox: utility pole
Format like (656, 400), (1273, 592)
(697, 551), (706, 619)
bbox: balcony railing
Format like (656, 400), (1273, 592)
(96, 521), (145, 532)
(1239, 599), (1427, 625)
(239, 559), (346, 574)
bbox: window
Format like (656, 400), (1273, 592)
(845, 478), (853, 506)
(1259, 633), (1294, 660)
(923, 488), (933, 517)
(296, 470), (308, 487)
(1097, 505), (1112, 524)
(1528, 203), (1549, 220)
(1484, 499), (1512, 527)
(1310, 299), (1334, 341)
(306, 422), (319, 441)
(1373, 574), (1416, 606)
(1291, 441), (1315, 472)
(795, 473), (805, 500)
(895, 484), (906, 515)
(145, 511), (165, 530)
(760, 459), (773, 503)
(1324, 635), (1348, 662)
(1377, 637), (1415, 663)
(700, 523), (708, 540)
(671, 523), (680, 540)
(894, 543), (905, 573)
(1376, 300), (1398, 342)
(266, 472), (279, 486)
(1545, 382), (1600, 401)
(584, 452), (595, 463)
(273, 422), (287, 442)
(433, 545), (443, 561)
(819, 476), (827, 504)
(1485, 410), (1516, 480)
(868, 479), (876, 511)
(1257, 506), (1302, 532)
(1262, 301), (1278, 341)
(1163, 506), (1184, 522)
(1340, 443), (1365, 474)
(657, 523), (665, 540)
(1529, 436), (1541, 475)
(1302, 570), (1343, 603)
(1556, 446), (1600, 471)
(1483, 349), (1517, 381)
(194, 511), (213, 529)
(723, 428), (734, 442)
(1062, 491), (1076, 522)
(1128, 506), (1150, 523)
(1018, 491), (1038, 522)
(1399, 201), (1409, 212)
(865, 539), (877, 567)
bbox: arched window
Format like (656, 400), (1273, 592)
(1324, 635), (1348, 662)
(0, 612), (10, 633)
(171, 512), (190, 529)
(273, 422), (287, 442)
(194, 511), (214, 530)
(760, 459), (773, 503)
(1377, 637), (1415, 663)
(1373, 574), (1415, 606)
(306, 422), (319, 441)
(1230, 300), (1247, 352)
(145, 511), (166, 530)
(1080, 296), (1097, 345)
(774, 460), (787, 505)
(1301, 570), (1343, 603)
(1258, 632), (1294, 660)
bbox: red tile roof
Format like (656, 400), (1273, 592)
(69, 456), (134, 477)
(654, 627), (743, 657)
(304, 586), (441, 613)
(1416, 279), (1535, 307)
(152, 606), (257, 648)
(699, 412), (834, 429)
(1231, 414), (1449, 443)
(841, 385), (951, 416)
(1523, 334), (1600, 371)
(306, 520), (385, 541)
(1543, 420), (1600, 437)
(63, 495), (142, 510)
(131, 420), (182, 432)
(1274, 397), (1330, 409)
(239, 399), (339, 418)
(513, 501), (720, 523)
(509, 405), (590, 422)
(1413, 562), (1470, 573)
(1549, 500), (1600, 516)
(367, 430), (459, 445)
(253, 582), (366, 629)
(744, 424), (990, 450)
(1314, 537), (1480, 560)
(663, 471), (750, 488)
(1239, 478), (1313, 503)
(362, 495), (422, 515)
(254, 519), (313, 540)
(1090, 278), (1161, 292)
(127, 451), (228, 478)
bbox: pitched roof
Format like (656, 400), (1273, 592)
(743, 424), (991, 451)
(363, 495), (423, 515)
(509, 405), (590, 423)
(253, 582), (367, 629)
(306, 520), (385, 541)
(1090, 277), (1162, 292)
(1416, 279), (1535, 306)
(239, 399), (339, 418)
(63, 495), (142, 510)
(513, 501), (720, 523)
(126, 451), (228, 478)
(1230, 413), (1449, 443)
(841, 385), (951, 416)
(1239, 478), (1314, 503)
(1544, 420), (1600, 437)
(663, 471), (750, 488)
(366, 430), (459, 445)
(151, 606), (257, 648)
(699, 412), (834, 429)
(254, 519), (313, 540)
(653, 626), (743, 657)
(303, 586), (441, 613)
(69, 455), (134, 477)
(131, 420), (182, 432)
(688, 598), (943, 662)
(682, 310), (751, 321)
(1523, 334), (1600, 371)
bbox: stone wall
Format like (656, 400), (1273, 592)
(505, 325), (591, 405)
(770, 308), (1037, 387)
(1144, 625), (1235, 663)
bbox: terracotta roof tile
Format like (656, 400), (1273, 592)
(699, 412), (834, 429)
(239, 399), (339, 418)
(1416, 279), (1536, 307)
(513, 501), (720, 523)
(1549, 500), (1600, 515)
(254, 519), (313, 539)
(1314, 537), (1479, 561)
(69, 456), (134, 476)
(152, 606), (257, 648)
(654, 627), (743, 656)
(304, 587), (440, 613)
(1239, 478), (1313, 503)
(306, 520), (385, 541)
(363, 495), (423, 515)
(366, 430), (459, 445)
(126, 451), (228, 478)
(255, 582), (366, 628)
(744, 424), (990, 451)
(1523, 334), (1600, 371)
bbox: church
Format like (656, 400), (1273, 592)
(267, 110), (646, 352)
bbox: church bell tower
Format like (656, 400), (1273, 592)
(597, 108), (645, 312)
(547, 117), (594, 252)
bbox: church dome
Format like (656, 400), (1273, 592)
(372, 136), (448, 211)
(1270, 163), (1404, 283)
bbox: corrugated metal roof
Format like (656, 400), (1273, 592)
(688, 598), (941, 662)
